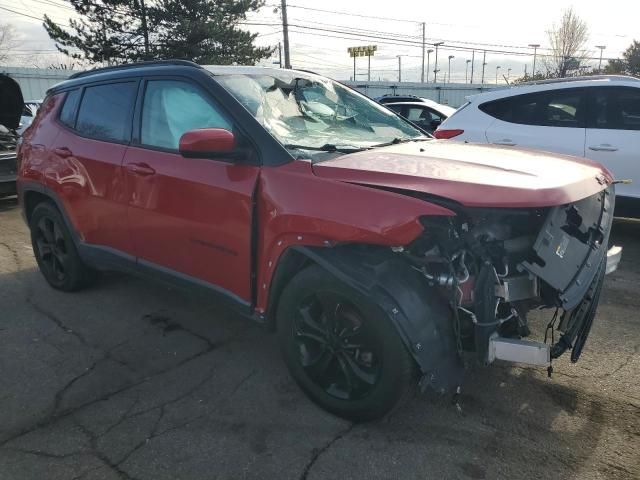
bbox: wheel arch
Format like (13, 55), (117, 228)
(19, 182), (79, 242)
(268, 244), (463, 394)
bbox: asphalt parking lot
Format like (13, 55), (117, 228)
(0, 196), (638, 480)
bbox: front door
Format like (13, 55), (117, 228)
(585, 86), (640, 200)
(124, 78), (260, 303)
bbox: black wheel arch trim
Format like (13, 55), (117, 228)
(283, 244), (463, 394)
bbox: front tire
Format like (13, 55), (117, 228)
(29, 202), (94, 291)
(277, 265), (415, 421)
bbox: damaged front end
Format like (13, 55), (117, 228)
(405, 186), (620, 378)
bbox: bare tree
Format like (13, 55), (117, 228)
(0, 23), (19, 64)
(545, 7), (589, 78)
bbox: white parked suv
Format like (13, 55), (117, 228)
(435, 76), (640, 215)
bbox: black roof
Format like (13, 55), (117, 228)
(68, 59), (202, 79)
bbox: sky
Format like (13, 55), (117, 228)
(1, 0), (638, 83)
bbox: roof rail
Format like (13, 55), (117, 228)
(518, 74), (640, 86)
(68, 59), (202, 79)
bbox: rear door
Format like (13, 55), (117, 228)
(48, 81), (138, 254)
(484, 88), (586, 156)
(123, 77), (260, 303)
(585, 86), (640, 199)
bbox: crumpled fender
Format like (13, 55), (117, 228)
(293, 245), (463, 394)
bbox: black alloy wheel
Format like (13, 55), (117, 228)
(294, 291), (382, 401)
(277, 265), (415, 421)
(29, 202), (94, 291)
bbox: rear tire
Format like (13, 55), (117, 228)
(29, 202), (95, 291)
(277, 264), (415, 422)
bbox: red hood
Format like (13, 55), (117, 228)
(311, 141), (612, 208)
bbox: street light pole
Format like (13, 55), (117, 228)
(426, 49), (433, 84)
(470, 50), (475, 84)
(495, 66), (501, 84)
(481, 50), (486, 84)
(448, 55), (454, 84)
(397, 55), (402, 82)
(528, 43), (540, 78)
(465, 59), (471, 83)
(507, 67), (511, 82)
(433, 42), (444, 83)
(421, 22), (426, 83)
(596, 45), (606, 73)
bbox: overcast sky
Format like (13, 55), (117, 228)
(2, 0), (638, 83)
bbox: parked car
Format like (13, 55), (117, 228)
(385, 100), (456, 134)
(17, 100), (42, 136)
(435, 75), (640, 216)
(0, 74), (23, 198)
(18, 61), (622, 421)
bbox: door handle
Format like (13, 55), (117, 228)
(125, 162), (156, 176)
(493, 139), (517, 146)
(589, 144), (618, 152)
(53, 147), (73, 158)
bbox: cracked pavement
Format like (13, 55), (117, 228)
(0, 196), (638, 480)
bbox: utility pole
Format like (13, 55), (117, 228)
(448, 55), (454, 84)
(397, 55), (402, 82)
(421, 22), (426, 83)
(138, 0), (150, 58)
(465, 59), (471, 83)
(368, 53), (371, 81)
(495, 66), (501, 84)
(595, 45), (606, 73)
(481, 50), (486, 84)
(470, 50), (475, 84)
(433, 42), (443, 83)
(528, 43), (540, 78)
(281, 0), (291, 68)
(278, 42), (282, 68)
(426, 49), (433, 84)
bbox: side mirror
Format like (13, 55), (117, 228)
(179, 128), (236, 159)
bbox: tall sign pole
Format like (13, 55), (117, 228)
(348, 45), (377, 81)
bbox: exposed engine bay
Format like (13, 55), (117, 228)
(404, 186), (618, 369)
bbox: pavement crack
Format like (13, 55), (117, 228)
(230, 369), (257, 397)
(0, 241), (21, 270)
(299, 423), (355, 480)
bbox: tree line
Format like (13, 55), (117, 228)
(43, 0), (273, 66)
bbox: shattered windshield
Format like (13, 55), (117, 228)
(214, 70), (426, 159)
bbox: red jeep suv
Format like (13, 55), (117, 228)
(17, 60), (622, 421)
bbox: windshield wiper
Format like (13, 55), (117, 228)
(371, 136), (431, 148)
(284, 143), (369, 154)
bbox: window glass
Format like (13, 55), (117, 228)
(141, 80), (231, 150)
(59, 90), (80, 128)
(542, 91), (582, 127)
(76, 82), (136, 142)
(591, 87), (640, 131)
(480, 89), (583, 128)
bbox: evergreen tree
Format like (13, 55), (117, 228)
(44, 0), (272, 66)
(44, 0), (153, 64)
(151, 0), (272, 65)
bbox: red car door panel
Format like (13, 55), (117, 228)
(45, 83), (137, 254)
(124, 147), (259, 301)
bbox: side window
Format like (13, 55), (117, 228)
(76, 82), (137, 142)
(590, 87), (640, 131)
(140, 80), (232, 150)
(59, 89), (80, 128)
(542, 90), (582, 128)
(480, 90), (583, 128)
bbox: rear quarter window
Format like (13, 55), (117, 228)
(479, 89), (585, 128)
(59, 89), (80, 128)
